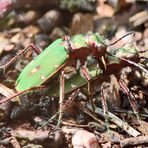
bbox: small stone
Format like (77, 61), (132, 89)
(70, 13), (94, 35)
(4, 43), (15, 51)
(37, 10), (62, 33)
(72, 130), (100, 148)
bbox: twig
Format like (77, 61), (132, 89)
(0, 83), (16, 98)
(120, 136), (148, 147)
(61, 121), (89, 128)
(0, 86), (45, 104)
(87, 103), (141, 137)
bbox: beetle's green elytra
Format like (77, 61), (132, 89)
(16, 39), (68, 91)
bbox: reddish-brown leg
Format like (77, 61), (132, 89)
(81, 66), (95, 111)
(119, 80), (139, 114)
(0, 43), (42, 69)
(81, 66), (91, 81)
(57, 70), (65, 126)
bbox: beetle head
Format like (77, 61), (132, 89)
(86, 33), (108, 51)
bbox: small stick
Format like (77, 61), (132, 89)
(0, 83), (16, 98)
(120, 136), (148, 147)
(80, 103), (105, 126)
(87, 103), (141, 137)
(61, 121), (89, 128)
(0, 86), (45, 104)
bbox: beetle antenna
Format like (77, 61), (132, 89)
(109, 32), (135, 46)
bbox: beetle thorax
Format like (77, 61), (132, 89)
(64, 33), (107, 66)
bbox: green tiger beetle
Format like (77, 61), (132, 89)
(0, 32), (147, 127)
(0, 32), (139, 93)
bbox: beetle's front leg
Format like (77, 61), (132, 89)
(80, 66), (95, 111)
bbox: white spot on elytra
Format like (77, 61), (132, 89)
(71, 83), (77, 88)
(54, 64), (59, 68)
(40, 75), (45, 80)
(31, 68), (37, 74)
(30, 66), (41, 74)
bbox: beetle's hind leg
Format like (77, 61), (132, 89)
(0, 43), (42, 71)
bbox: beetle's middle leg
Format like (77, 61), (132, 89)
(57, 70), (65, 126)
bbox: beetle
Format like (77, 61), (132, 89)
(0, 32), (145, 102)
(12, 33), (108, 92)
(0, 33), (110, 124)
(0, 33), (147, 128)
